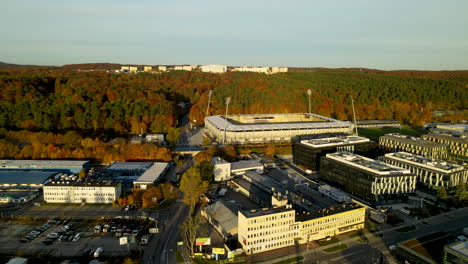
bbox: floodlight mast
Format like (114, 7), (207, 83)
(351, 95), (359, 136)
(225, 97), (231, 117)
(206, 90), (212, 118)
(307, 89), (312, 114)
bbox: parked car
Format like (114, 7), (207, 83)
(47, 232), (59, 239)
(43, 239), (54, 245)
(72, 233), (81, 242)
(94, 247), (103, 258)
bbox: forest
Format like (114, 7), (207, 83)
(0, 67), (466, 161)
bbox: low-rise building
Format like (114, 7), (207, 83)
(202, 201), (238, 240)
(133, 162), (170, 190)
(158, 66), (167, 72)
(231, 160), (264, 175)
(0, 189), (40, 204)
(318, 184), (351, 203)
(293, 135), (375, 171)
(0, 160), (90, 174)
(43, 175), (121, 204)
(422, 133), (468, 164)
(355, 120), (401, 128)
(213, 157), (231, 182)
(143, 66), (153, 72)
(146, 134), (165, 144)
(381, 152), (467, 190)
(379, 133), (448, 160)
(320, 152), (417, 204)
(0, 170), (60, 188)
(444, 240), (468, 264)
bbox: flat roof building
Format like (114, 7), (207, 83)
(43, 175), (121, 204)
(205, 113), (353, 144)
(320, 152), (417, 204)
(213, 157), (231, 182)
(422, 133), (468, 164)
(0, 160), (90, 174)
(293, 135), (375, 171)
(379, 133), (448, 160)
(202, 201), (238, 240)
(133, 162), (170, 190)
(355, 120), (401, 128)
(381, 152), (467, 190)
(0, 170), (59, 188)
(231, 160), (264, 175)
(444, 240), (468, 264)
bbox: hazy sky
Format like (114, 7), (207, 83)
(2, 0), (468, 70)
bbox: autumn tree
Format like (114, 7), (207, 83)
(455, 182), (467, 202)
(180, 215), (200, 256)
(179, 168), (209, 209)
(142, 186), (161, 208)
(436, 186), (448, 201)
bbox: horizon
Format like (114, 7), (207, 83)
(2, 0), (468, 70)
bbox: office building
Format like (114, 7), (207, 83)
(238, 203), (365, 254)
(200, 65), (227, 73)
(205, 113), (353, 144)
(43, 174), (121, 204)
(422, 133), (468, 164)
(293, 135), (375, 171)
(381, 152), (467, 190)
(320, 152), (417, 204)
(379, 133), (448, 159)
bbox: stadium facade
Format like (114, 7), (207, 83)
(205, 113), (353, 144)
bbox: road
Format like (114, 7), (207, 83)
(143, 200), (190, 264)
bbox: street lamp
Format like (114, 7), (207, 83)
(307, 89), (312, 113)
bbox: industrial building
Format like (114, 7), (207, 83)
(379, 133), (448, 160)
(205, 113), (353, 144)
(422, 133), (468, 164)
(381, 152), (467, 190)
(238, 202), (365, 254)
(0, 170), (59, 188)
(320, 152), (417, 204)
(213, 157), (231, 182)
(293, 135), (375, 171)
(0, 160), (90, 174)
(43, 174), (121, 204)
(201, 201), (238, 240)
(0, 189), (40, 204)
(106, 162), (169, 188)
(133, 162), (170, 190)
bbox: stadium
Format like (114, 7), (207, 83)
(204, 113), (353, 144)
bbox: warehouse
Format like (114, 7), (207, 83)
(0, 170), (59, 188)
(0, 160), (90, 174)
(205, 113), (353, 144)
(133, 162), (170, 190)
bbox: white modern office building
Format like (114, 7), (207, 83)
(381, 152), (467, 190)
(200, 65), (227, 73)
(43, 174), (121, 204)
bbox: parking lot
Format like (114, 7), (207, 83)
(0, 217), (155, 262)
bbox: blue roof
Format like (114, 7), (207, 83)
(0, 170), (59, 185)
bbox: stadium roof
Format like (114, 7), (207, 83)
(206, 113), (352, 132)
(0, 170), (59, 185)
(135, 162), (169, 183)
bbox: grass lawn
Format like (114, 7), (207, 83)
(357, 126), (428, 141)
(272, 256), (305, 264)
(317, 237), (340, 247)
(395, 225), (416, 232)
(324, 244), (348, 253)
(348, 232), (360, 238)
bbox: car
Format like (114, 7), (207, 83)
(19, 238), (30, 243)
(58, 235), (64, 242)
(47, 232), (59, 239)
(67, 235), (74, 242)
(44, 224), (52, 228)
(72, 233), (81, 242)
(47, 220), (58, 225)
(43, 239), (54, 245)
(82, 248), (92, 256)
(25, 235), (36, 240)
(30, 230), (41, 236)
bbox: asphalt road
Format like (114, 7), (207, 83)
(144, 200), (190, 264)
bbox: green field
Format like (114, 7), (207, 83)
(357, 127), (428, 141)
(317, 237), (340, 247)
(273, 256), (305, 264)
(324, 244), (348, 253)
